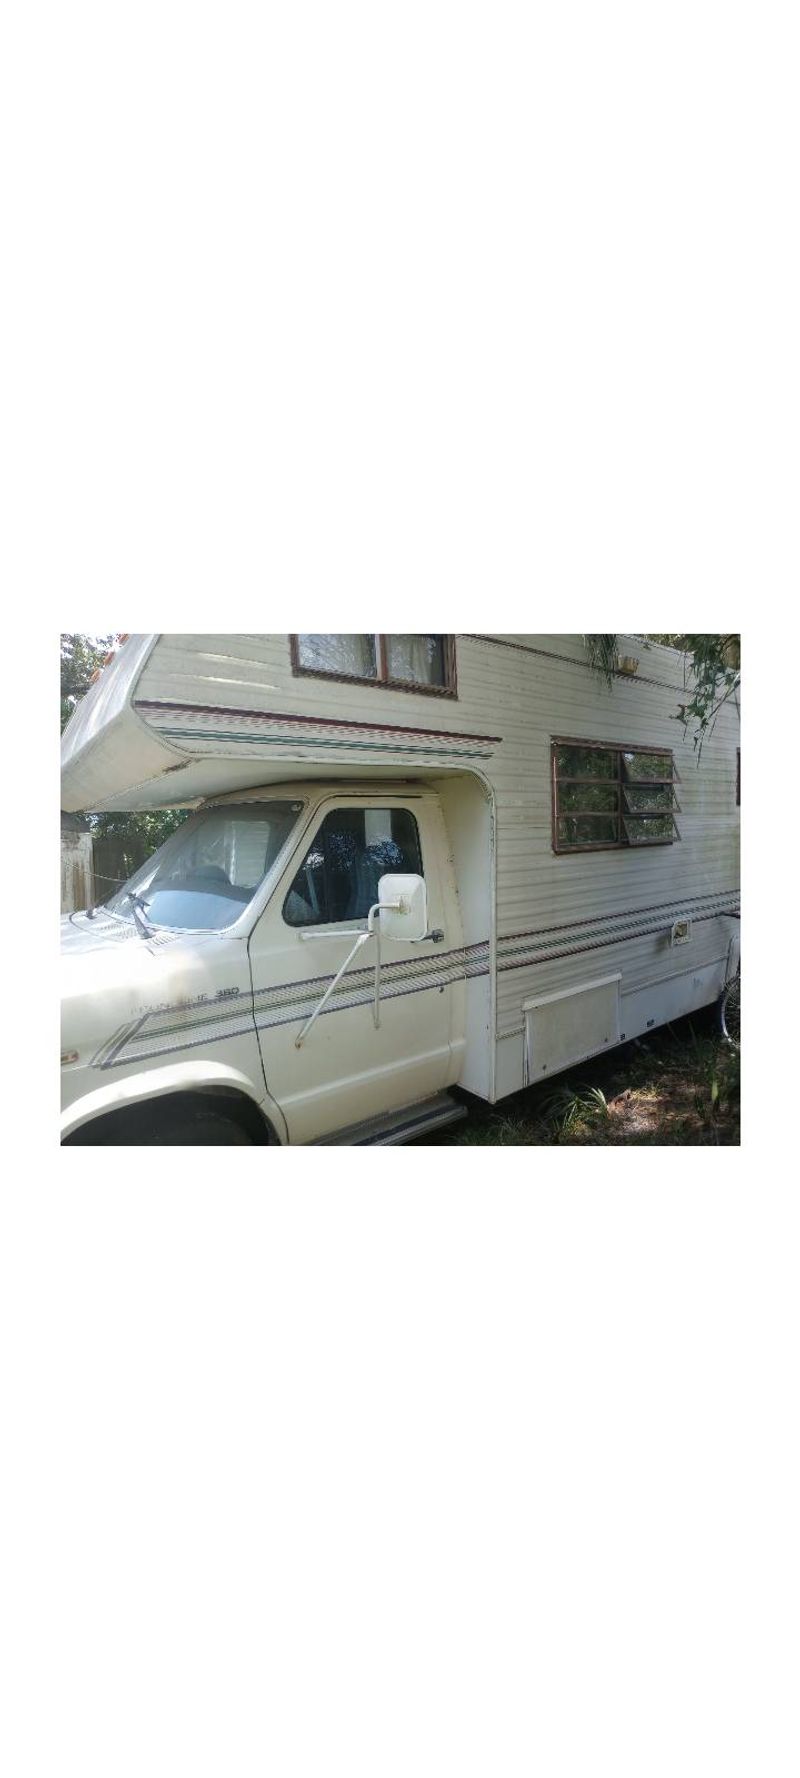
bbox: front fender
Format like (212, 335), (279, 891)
(60, 1058), (288, 1143)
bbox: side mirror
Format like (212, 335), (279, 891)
(376, 872), (428, 942)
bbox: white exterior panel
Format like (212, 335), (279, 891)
(61, 633), (740, 1108)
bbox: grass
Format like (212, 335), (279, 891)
(411, 1010), (740, 1146)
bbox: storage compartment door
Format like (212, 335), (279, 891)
(523, 973), (622, 1083)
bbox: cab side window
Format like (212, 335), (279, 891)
(283, 808), (423, 927)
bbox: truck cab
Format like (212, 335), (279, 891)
(61, 782), (471, 1145)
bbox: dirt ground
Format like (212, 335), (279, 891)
(411, 1011), (740, 1146)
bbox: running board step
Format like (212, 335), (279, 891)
(311, 1092), (467, 1146)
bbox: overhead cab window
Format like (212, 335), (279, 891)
(292, 634), (455, 695)
(294, 634), (378, 679)
(552, 741), (680, 852)
(284, 806), (423, 926)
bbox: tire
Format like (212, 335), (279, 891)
(148, 1111), (253, 1146)
(720, 972), (740, 1046)
(66, 1106), (255, 1146)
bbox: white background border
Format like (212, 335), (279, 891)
(5, 1), (796, 1769)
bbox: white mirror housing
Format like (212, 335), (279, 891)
(376, 873), (428, 942)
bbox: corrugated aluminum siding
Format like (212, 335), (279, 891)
(137, 633), (740, 1047)
(459, 636), (739, 1039)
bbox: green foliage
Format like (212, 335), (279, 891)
(61, 633), (189, 850)
(413, 1016), (740, 1146)
(584, 633), (740, 752)
(687, 1026), (740, 1135)
(90, 807), (189, 849)
(60, 633), (116, 731)
(538, 1081), (610, 1140)
(671, 634), (740, 753)
(582, 634), (618, 687)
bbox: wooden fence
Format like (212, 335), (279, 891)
(91, 834), (153, 905)
(61, 831), (94, 914)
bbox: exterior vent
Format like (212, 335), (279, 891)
(671, 918), (692, 946)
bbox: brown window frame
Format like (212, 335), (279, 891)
(290, 634), (457, 699)
(551, 738), (681, 854)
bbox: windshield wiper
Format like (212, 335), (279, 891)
(124, 890), (155, 939)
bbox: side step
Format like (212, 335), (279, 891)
(311, 1092), (468, 1146)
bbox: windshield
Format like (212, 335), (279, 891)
(105, 801), (302, 931)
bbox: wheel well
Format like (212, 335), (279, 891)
(63, 1087), (277, 1147)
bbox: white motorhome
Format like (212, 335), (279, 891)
(60, 633), (740, 1145)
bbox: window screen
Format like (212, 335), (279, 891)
(552, 742), (680, 851)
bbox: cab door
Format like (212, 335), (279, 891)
(248, 792), (463, 1143)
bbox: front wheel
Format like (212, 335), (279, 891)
(145, 1111), (253, 1145)
(65, 1106), (255, 1146)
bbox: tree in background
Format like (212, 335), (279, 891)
(60, 633), (116, 731)
(584, 634), (740, 752)
(60, 634), (188, 851)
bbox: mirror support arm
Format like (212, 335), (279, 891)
(294, 901), (402, 1048)
(294, 929), (371, 1048)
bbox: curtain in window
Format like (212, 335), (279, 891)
(385, 634), (445, 686)
(296, 634), (377, 677)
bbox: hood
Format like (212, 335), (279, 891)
(60, 912), (245, 1071)
(61, 909), (165, 954)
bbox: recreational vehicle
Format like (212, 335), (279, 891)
(60, 634), (740, 1145)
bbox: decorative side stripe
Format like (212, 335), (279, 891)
(497, 911), (733, 976)
(137, 701), (497, 760)
(92, 893), (739, 1069)
(500, 887), (739, 944)
(496, 890), (739, 969)
(135, 698), (501, 746)
(156, 725), (493, 760)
